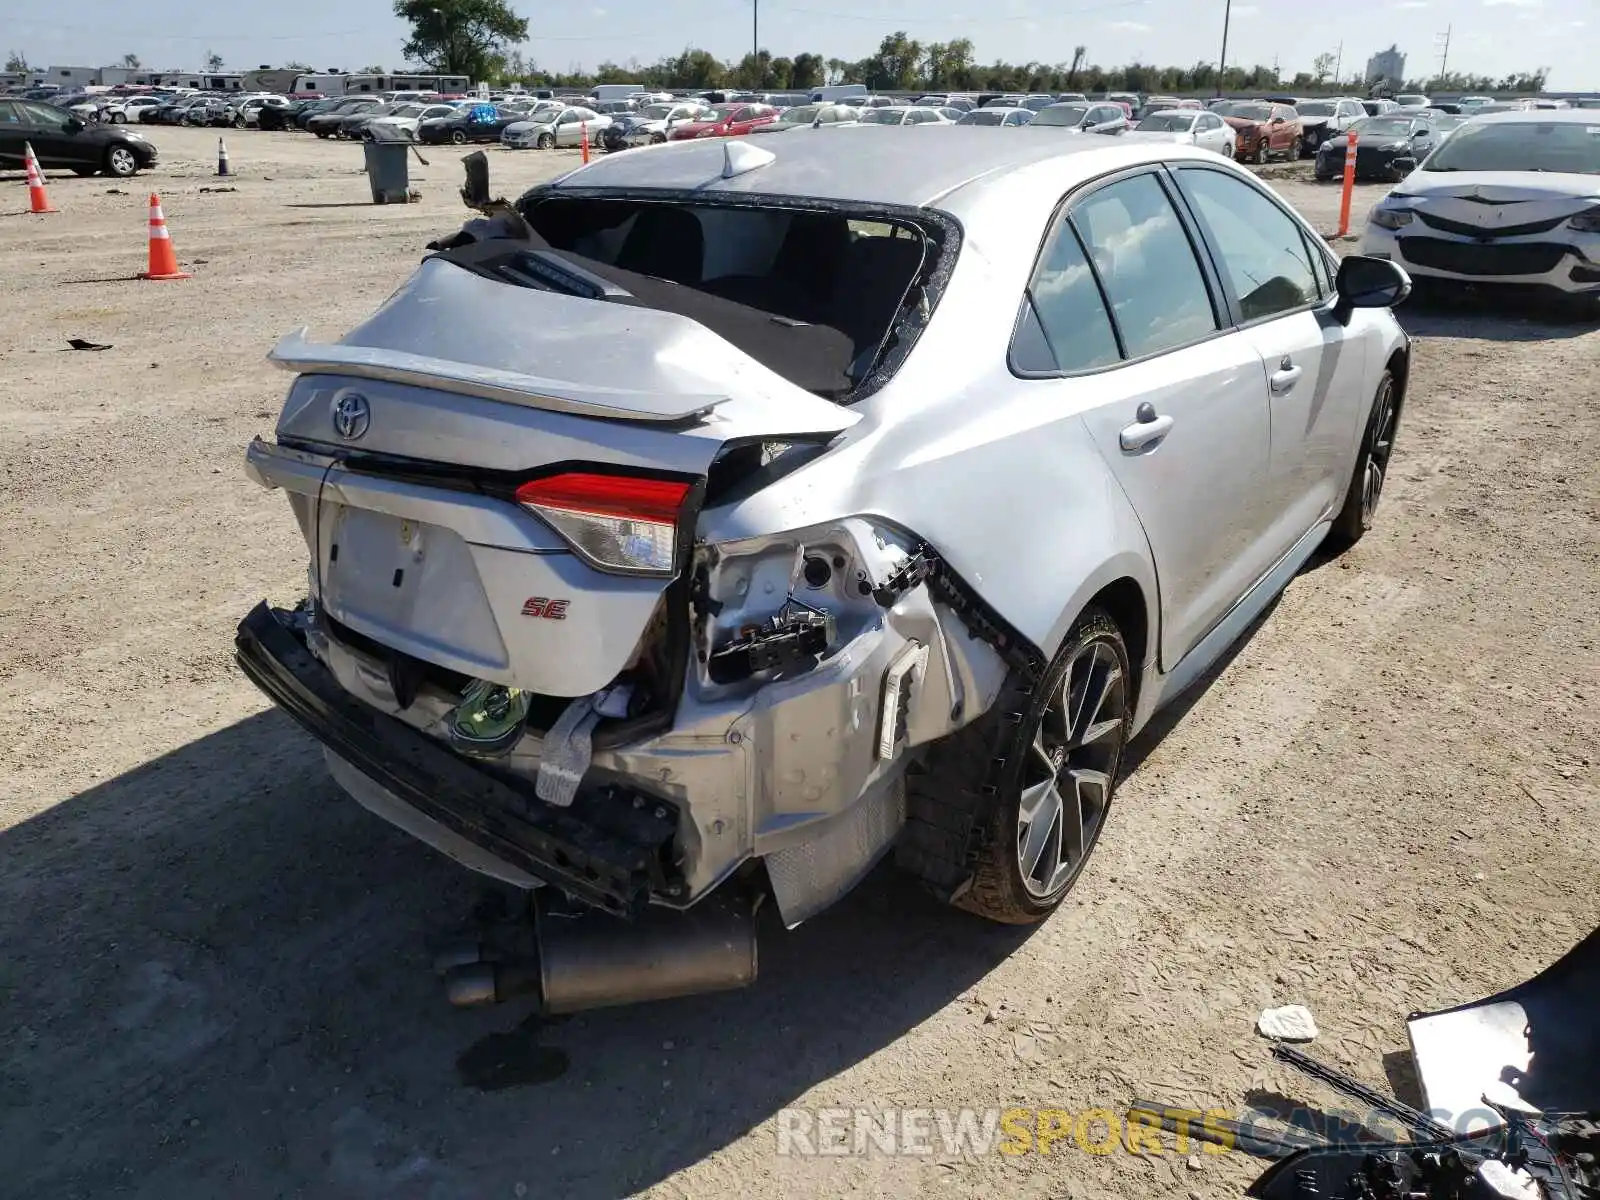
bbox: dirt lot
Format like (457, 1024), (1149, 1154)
(1, 126), (1596, 1200)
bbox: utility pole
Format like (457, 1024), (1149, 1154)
(1436, 24), (1451, 86)
(752, 0), (759, 66)
(1334, 40), (1343, 85)
(1217, 0), (1232, 97)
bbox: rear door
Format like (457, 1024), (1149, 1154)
(1171, 164), (1370, 554)
(0, 101), (26, 168)
(17, 102), (90, 166)
(1013, 168), (1276, 667)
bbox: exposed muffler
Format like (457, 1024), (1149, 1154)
(439, 893), (758, 1015)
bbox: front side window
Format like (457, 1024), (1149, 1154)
(1175, 168), (1320, 321)
(24, 103), (73, 130)
(1070, 173), (1218, 359)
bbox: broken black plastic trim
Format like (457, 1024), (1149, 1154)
(235, 602), (680, 918)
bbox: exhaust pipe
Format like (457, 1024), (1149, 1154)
(443, 894), (757, 1014)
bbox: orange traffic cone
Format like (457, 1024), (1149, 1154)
(580, 120), (590, 164)
(139, 193), (190, 281)
(23, 142), (57, 214)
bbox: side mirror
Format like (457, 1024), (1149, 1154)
(1413, 129), (1428, 139)
(1334, 254), (1412, 321)
(66, 117), (85, 132)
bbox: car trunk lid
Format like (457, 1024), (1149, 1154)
(257, 256), (859, 699)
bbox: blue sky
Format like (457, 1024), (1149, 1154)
(7, 0), (1593, 89)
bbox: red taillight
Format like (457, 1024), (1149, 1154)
(515, 473), (692, 576)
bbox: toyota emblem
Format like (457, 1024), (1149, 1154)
(331, 392), (371, 441)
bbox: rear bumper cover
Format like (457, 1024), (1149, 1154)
(235, 602), (679, 918)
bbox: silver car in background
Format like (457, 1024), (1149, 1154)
(1123, 109), (1236, 157)
(238, 132), (1412, 1015)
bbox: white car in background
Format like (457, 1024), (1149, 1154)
(501, 105), (611, 150)
(104, 95), (165, 123)
(607, 100), (714, 148)
(1123, 109), (1236, 158)
(1361, 109), (1600, 314)
(226, 94), (290, 128)
(365, 103), (458, 140)
(855, 105), (956, 127)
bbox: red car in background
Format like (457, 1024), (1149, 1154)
(667, 102), (778, 140)
(1214, 100), (1302, 163)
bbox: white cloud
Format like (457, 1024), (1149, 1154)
(1108, 19), (1152, 30)
(1482, 0), (1540, 7)
(1232, 5), (1260, 14)
(1396, 2), (1427, 7)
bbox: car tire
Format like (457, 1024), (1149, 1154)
(537, 132), (555, 149)
(902, 606), (1132, 925)
(1327, 370), (1400, 550)
(104, 145), (139, 178)
(314, 130), (329, 138)
(1253, 139), (1268, 165)
(235, 115), (246, 128)
(111, 112), (126, 124)
(650, 132), (666, 144)
(450, 129), (468, 144)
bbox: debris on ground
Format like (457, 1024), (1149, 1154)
(1257, 1004), (1319, 1042)
(65, 338), (112, 352)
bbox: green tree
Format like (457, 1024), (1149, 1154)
(790, 52), (823, 89)
(361, 64), (387, 73)
(4, 50), (29, 74)
(205, 49), (224, 72)
(825, 57), (849, 84)
(283, 61), (312, 71)
(1311, 51), (1335, 85)
(862, 31), (923, 91)
(924, 39), (974, 90)
(121, 53), (142, 70)
(394, 0), (529, 82)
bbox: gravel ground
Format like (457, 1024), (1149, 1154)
(1, 126), (1596, 1200)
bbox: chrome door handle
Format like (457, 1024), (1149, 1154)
(1119, 414), (1174, 451)
(1270, 365), (1303, 394)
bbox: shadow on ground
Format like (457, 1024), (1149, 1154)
(1398, 292), (1596, 343)
(0, 712), (1029, 1199)
(0, 590), (1272, 1199)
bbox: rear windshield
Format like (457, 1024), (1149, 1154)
(1297, 102), (1336, 116)
(960, 110), (1006, 125)
(1033, 105), (1089, 126)
(480, 197), (948, 400)
(1355, 117), (1415, 138)
(1425, 119), (1600, 174)
(1220, 103), (1272, 121)
(1137, 113), (1192, 131)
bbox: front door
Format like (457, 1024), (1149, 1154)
(1172, 164), (1372, 552)
(17, 101), (89, 167)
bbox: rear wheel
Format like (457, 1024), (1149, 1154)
(1328, 370), (1399, 550)
(904, 607), (1133, 925)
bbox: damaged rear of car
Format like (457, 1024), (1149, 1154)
(238, 140), (1023, 1011)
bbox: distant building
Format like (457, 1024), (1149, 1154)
(1366, 45), (1406, 89)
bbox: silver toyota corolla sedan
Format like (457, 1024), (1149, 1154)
(237, 130), (1412, 1014)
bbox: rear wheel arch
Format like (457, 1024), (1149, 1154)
(1085, 576), (1150, 712)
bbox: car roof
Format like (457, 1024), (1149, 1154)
(547, 127), (1217, 210)
(1467, 108), (1598, 125)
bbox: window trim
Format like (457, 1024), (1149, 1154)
(1167, 162), (1338, 330)
(1007, 164), (1233, 381)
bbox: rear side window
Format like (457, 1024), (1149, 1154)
(1174, 168), (1321, 320)
(1071, 174), (1219, 359)
(1016, 219), (1121, 373)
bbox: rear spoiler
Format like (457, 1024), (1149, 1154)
(268, 327), (726, 423)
